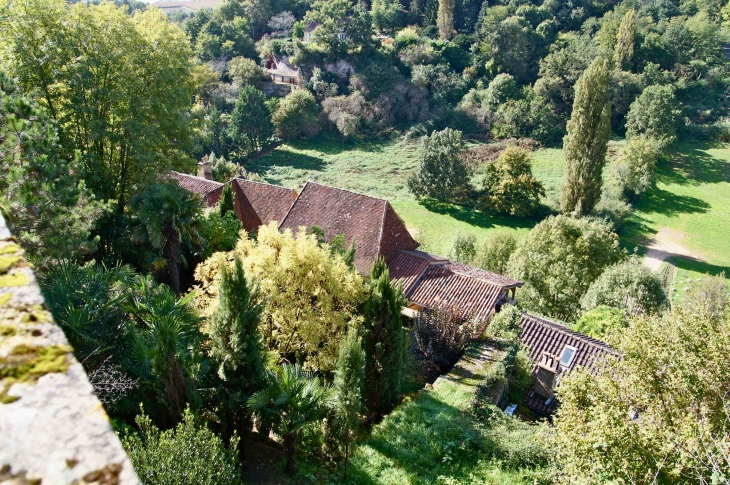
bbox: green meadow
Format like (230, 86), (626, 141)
(247, 136), (730, 292)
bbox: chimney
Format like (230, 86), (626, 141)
(533, 352), (559, 399)
(198, 159), (212, 180)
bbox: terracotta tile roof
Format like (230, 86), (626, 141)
(387, 250), (430, 294)
(168, 172), (223, 206)
(407, 264), (506, 323)
(442, 261), (523, 288)
(278, 182), (419, 274)
(233, 179), (296, 230)
(519, 312), (618, 375)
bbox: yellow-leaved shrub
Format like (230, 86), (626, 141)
(194, 222), (366, 374)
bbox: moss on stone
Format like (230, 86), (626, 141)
(0, 293), (11, 307)
(0, 254), (22, 273)
(0, 243), (21, 256)
(0, 325), (16, 337)
(0, 344), (73, 404)
(0, 272), (29, 287)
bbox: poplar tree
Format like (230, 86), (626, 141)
(363, 258), (407, 418)
(613, 9), (636, 71)
(218, 183), (235, 217)
(207, 256), (265, 458)
(560, 58), (612, 216)
(437, 0), (455, 39)
(333, 328), (365, 480)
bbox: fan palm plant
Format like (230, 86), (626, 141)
(125, 275), (202, 424)
(130, 182), (205, 295)
(248, 364), (335, 475)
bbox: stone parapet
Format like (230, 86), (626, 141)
(0, 213), (140, 485)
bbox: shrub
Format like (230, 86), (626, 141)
(198, 210), (241, 257)
(407, 128), (471, 203)
(478, 146), (545, 217)
(123, 408), (241, 485)
(412, 307), (478, 371)
(610, 138), (661, 200)
(272, 89), (320, 139)
(484, 73), (519, 111)
(208, 153), (242, 182)
(580, 257), (667, 316)
(625, 84), (682, 145)
(448, 232), (477, 264)
(491, 89), (562, 145)
(507, 348), (533, 403)
(322, 92), (373, 138)
(507, 215), (624, 322)
(474, 232), (517, 275)
(574, 305), (628, 339)
(227, 56), (267, 89)
(488, 304), (522, 341)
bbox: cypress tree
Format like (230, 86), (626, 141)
(208, 257), (265, 458)
(437, 0), (455, 39)
(333, 327), (365, 480)
(218, 183), (235, 217)
(363, 258), (407, 418)
(613, 9), (636, 71)
(560, 58), (612, 216)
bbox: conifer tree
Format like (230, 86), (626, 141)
(207, 256), (265, 458)
(437, 0), (455, 39)
(363, 258), (406, 418)
(218, 183), (235, 217)
(560, 58), (612, 216)
(333, 327), (365, 480)
(613, 9), (636, 71)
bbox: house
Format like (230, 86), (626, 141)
(517, 312), (619, 416)
(302, 20), (347, 43)
(278, 182), (419, 274)
(388, 249), (523, 328)
(266, 55), (302, 86)
(170, 174), (525, 321)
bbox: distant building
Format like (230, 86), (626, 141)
(149, 0), (223, 14)
(265, 55), (302, 86)
(302, 20), (347, 43)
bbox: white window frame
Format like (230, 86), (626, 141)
(559, 345), (578, 369)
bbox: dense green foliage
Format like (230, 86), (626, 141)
(479, 146), (545, 217)
(207, 257), (265, 451)
(573, 305), (628, 339)
(408, 128), (470, 203)
(560, 58), (612, 216)
(123, 408), (241, 485)
(218, 184), (235, 217)
(228, 85), (274, 155)
(474, 231), (518, 275)
(508, 215), (624, 322)
(363, 258), (407, 417)
(580, 257), (667, 316)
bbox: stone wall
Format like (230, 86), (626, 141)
(0, 213), (140, 485)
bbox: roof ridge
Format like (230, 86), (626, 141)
(278, 180), (308, 230)
(170, 171), (224, 186)
(375, 200), (390, 264)
(305, 180), (389, 203)
(521, 311), (616, 351)
(234, 177), (293, 191)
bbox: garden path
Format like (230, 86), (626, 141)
(643, 227), (704, 271)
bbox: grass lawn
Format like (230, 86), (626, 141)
(336, 343), (545, 485)
(247, 135), (561, 256)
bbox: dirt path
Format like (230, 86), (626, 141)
(643, 227), (704, 271)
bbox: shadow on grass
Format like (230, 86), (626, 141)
(246, 149), (326, 173)
(419, 199), (541, 230)
(342, 393), (497, 485)
(632, 186), (710, 217)
(669, 256), (730, 277)
(662, 143), (730, 186)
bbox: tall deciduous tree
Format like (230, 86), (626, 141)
(0, 72), (104, 266)
(333, 327), (365, 480)
(130, 183), (205, 296)
(507, 215), (624, 322)
(208, 257), (265, 458)
(437, 0), (456, 39)
(407, 128), (471, 203)
(0, 0), (196, 214)
(228, 85), (273, 155)
(560, 58), (612, 216)
(552, 305), (730, 484)
(613, 9), (636, 71)
(625, 84), (682, 145)
(479, 146), (545, 217)
(363, 258), (407, 418)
